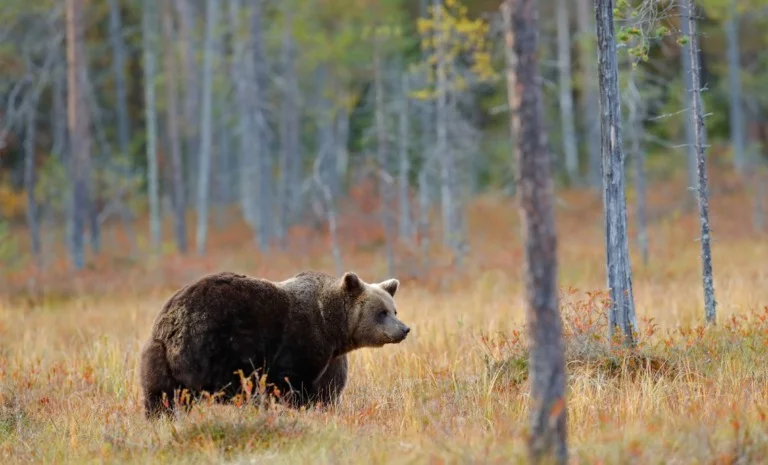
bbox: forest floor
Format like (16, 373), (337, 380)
(2, 169), (768, 464)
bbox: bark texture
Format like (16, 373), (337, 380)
(686, 0), (718, 324)
(503, 1), (567, 463)
(163, 0), (188, 254)
(595, 0), (637, 344)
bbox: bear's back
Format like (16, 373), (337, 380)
(151, 272), (292, 386)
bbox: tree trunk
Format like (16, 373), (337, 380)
(215, 112), (231, 229)
(595, 0), (637, 345)
(374, 33), (396, 278)
(398, 72), (413, 243)
(679, 0), (705, 195)
(686, 0), (717, 325)
(107, 0), (131, 158)
(277, 5), (301, 246)
(195, 0), (217, 256)
(66, 0), (91, 270)
(250, 0), (272, 250)
(174, 0), (200, 206)
(25, 93), (41, 264)
(576, 0), (601, 189)
(725, 0), (744, 176)
(163, 0), (188, 254)
(417, 0), (434, 272)
(434, 0), (461, 262)
(143, 0), (161, 251)
(52, 56), (67, 162)
(557, 0), (578, 184)
(228, 0), (256, 230)
(503, 1), (567, 462)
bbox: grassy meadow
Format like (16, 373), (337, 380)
(2, 170), (768, 464)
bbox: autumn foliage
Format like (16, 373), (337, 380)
(0, 167), (767, 462)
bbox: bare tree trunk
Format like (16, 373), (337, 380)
(418, 0), (434, 273)
(398, 73), (413, 243)
(215, 113), (231, 229)
(175, 0), (199, 205)
(277, 5), (300, 246)
(250, 0), (272, 250)
(143, 0), (161, 251)
(503, 1), (567, 462)
(373, 34), (396, 277)
(52, 57), (67, 162)
(195, 0), (217, 255)
(595, 0), (637, 345)
(557, 0), (578, 184)
(626, 71), (648, 266)
(163, 0), (188, 254)
(576, 0), (601, 189)
(725, 0), (744, 176)
(66, 0), (91, 270)
(686, 0), (717, 325)
(228, 0), (255, 230)
(108, 0), (131, 158)
(434, 0), (461, 262)
(25, 93), (41, 264)
(679, 0), (705, 196)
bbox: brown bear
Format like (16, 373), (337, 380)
(139, 270), (409, 418)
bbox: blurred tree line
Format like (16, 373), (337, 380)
(0, 0), (766, 271)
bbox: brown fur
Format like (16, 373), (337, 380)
(139, 270), (409, 418)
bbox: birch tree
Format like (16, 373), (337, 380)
(685, 0), (717, 325)
(66, 0), (91, 270)
(163, 0), (188, 254)
(277, 4), (301, 246)
(174, 0), (200, 202)
(434, 0), (456, 260)
(503, 0), (567, 461)
(416, 0), (434, 272)
(398, 72), (413, 243)
(679, 0), (704, 195)
(414, 0), (494, 265)
(228, 0), (256, 231)
(595, 0), (637, 345)
(195, 0), (217, 255)
(142, 0), (161, 251)
(250, 0), (273, 249)
(107, 0), (130, 159)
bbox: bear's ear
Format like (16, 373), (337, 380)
(378, 278), (399, 297)
(342, 272), (363, 294)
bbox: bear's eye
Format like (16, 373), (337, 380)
(378, 310), (388, 318)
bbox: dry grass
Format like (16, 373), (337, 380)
(2, 173), (768, 464)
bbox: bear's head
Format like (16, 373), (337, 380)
(341, 271), (410, 349)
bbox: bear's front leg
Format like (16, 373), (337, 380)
(313, 355), (348, 406)
(269, 370), (316, 408)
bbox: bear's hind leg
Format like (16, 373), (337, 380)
(140, 339), (180, 419)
